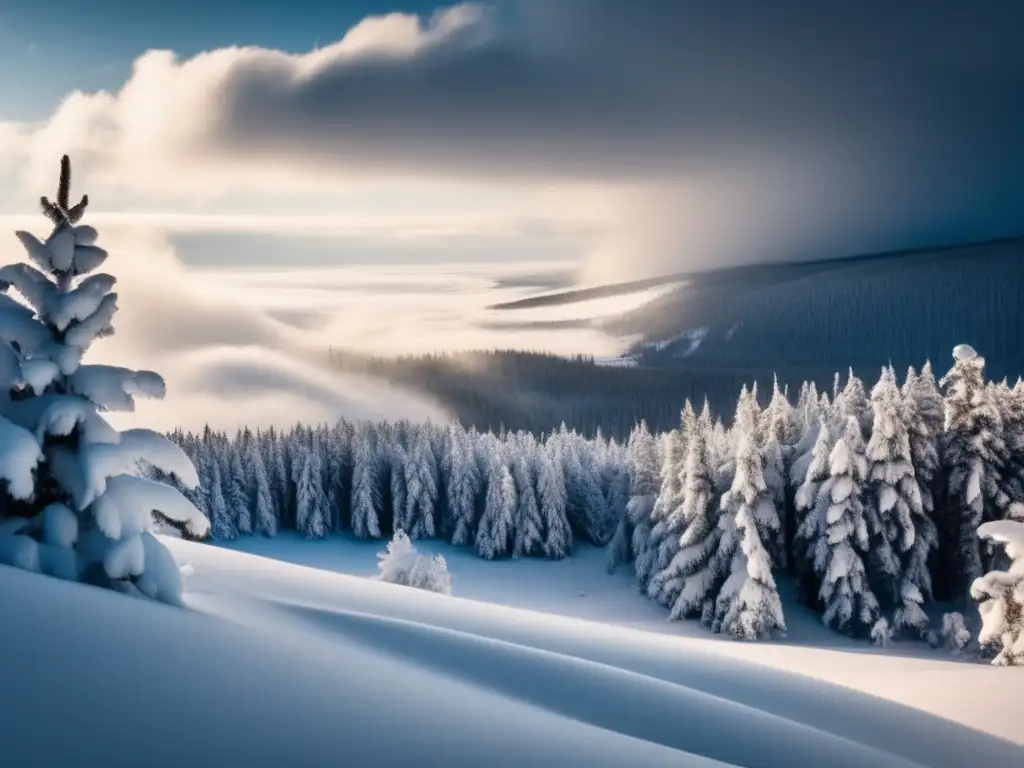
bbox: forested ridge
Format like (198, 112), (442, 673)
(166, 345), (1024, 660)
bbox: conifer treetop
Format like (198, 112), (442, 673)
(40, 155), (89, 228)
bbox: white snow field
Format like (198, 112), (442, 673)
(1, 539), (1021, 768)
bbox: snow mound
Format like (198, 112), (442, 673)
(952, 344), (978, 361)
(977, 520), (1024, 552)
(4, 541), (1017, 767)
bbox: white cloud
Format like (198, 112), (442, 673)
(3, 224), (452, 432)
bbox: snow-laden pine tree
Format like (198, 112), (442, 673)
(562, 429), (610, 544)
(404, 428), (438, 540)
(262, 427), (285, 523)
(902, 364), (943, 540)
(648, 405), (696, 605)
(710, 388), (786, 640)
(867, 366), (936, 633)
(606, 420), (656, 573)
(443, 422), (481, 545)
(202, 445), (233, 540)
(657, 405), (722, 621)
(295, 437), (328, 539)
(246, 439), (276, 536)
(762, 377), (797, 568)
(990, 379), (1024, 512)
(599, 435), (631, 544)
(793, 418), (835, 607)
(836, 369), (873, 439)
(537, 436), (571, 558)
(971, 520), (1024, 666)
(476, 445), (516, 559)
(321, 421), (347, 532)
(511, 433), (545, 557)
(0, 155), (208, 604)
(350, 421), (382, 539)
(633, 421), (676, 589)
(789, 381), (822, 492)
(228, 448), (252, 536)
(816, 416), (881, 636)
(389, 441), (409, 535)
(939, 345), (1009, 601)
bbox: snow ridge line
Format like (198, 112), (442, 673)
(261, 598), (924, 768)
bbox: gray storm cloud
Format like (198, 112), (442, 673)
(5, 1), (1024, 278)
(199, 0), (1024, 275)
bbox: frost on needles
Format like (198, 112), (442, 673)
(0, 155), (209, 605)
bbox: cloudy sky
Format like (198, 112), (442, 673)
(0, 1), (1021, 429)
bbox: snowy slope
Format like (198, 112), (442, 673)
(609, 237), (1024, 384)
(2, 542), (1020, 768)
(217, 535), (1024, 745)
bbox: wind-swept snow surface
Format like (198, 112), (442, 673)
(2, 542), (1021, 768)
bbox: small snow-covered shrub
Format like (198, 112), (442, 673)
(941, 612), (971, 651)
(871, 617), (893, 646)
(377, 530), (452, 596)
(971, 521), (1024, 666)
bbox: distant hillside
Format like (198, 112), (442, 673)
(329, 349), (783, 439)
(603, 236), (1024, 385)
(328, 237), (1023, 439)
(489, 274), (686, 310)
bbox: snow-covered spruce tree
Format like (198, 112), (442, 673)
(659, 405), (723, 621)
(792, 418), (835, 607)
(902, 364), (943, 546)
(537, 435), (571, 558)
(599, 435), (630, 548)
(606, 420), (656, 573)
(939, 344), (1009, 601)
(836, 369), (873, 439)
(0, 155), (208, 604)
(443, 422), (480, 546)
(246, 439), (276, 536)
(562, 429), (610, 544)
(228, 447), (252, 536)
(633, 421), (677, 589)
(762, 377), (797, 569)
(788, 381), (822, 503)
(295, 437), (328, 539)
(201, 443), (233, 539)
(816, 416), (881, 636)
(476, 446), (516, 559)
(403, 427), (438, 540)
(971, 520), (1024, 666)
(866, 366), (935, 634)
(648, 404), (696, 605)
(388, 441), (409, 534)
(710, 388), (786, 640)
(511, 432), (545, 558)
(350, 421), (382, 539)
(990, 379), (1024, 512)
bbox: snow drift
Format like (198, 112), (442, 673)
(1, 540), (1020, 768)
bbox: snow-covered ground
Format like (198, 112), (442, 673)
(641, 326), (709, 357)
(1, 537), (1020, 767)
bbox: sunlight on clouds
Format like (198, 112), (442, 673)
(0, 222), (646, 431)
(3, 225), (452, 432)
